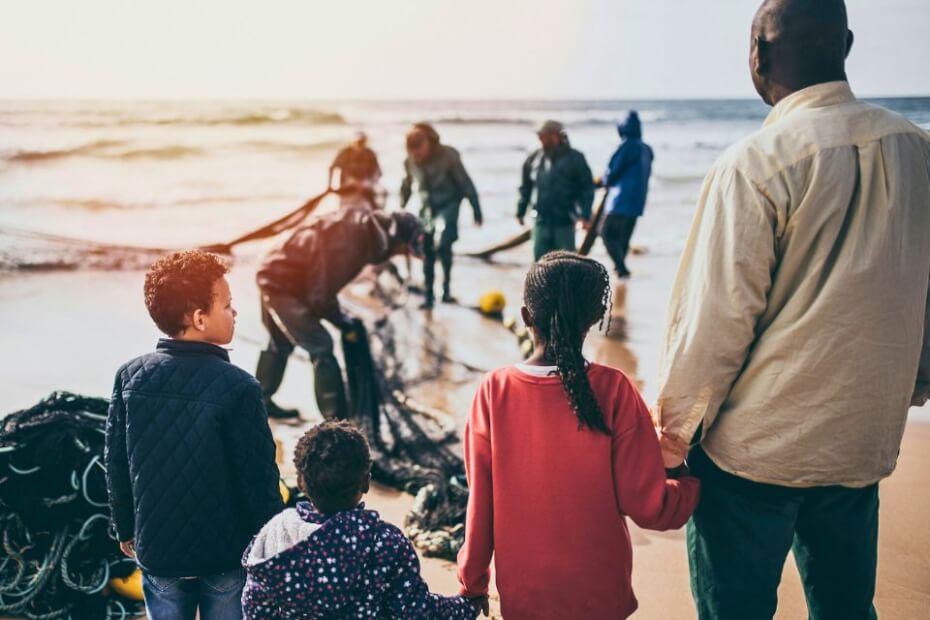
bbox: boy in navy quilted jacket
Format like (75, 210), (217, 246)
(105, 250), (284, 620)
(242, 421), (486, 619)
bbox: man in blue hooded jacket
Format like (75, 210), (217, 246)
(600, 111), (654, 278)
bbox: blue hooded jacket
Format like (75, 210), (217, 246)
(603, 111), (654, 217)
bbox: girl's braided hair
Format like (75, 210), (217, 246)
(524, 251), (612, 434)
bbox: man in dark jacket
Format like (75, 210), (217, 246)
(328, 131), (381, 190)
(600, 111), (654, 278)
(106, 250), (284, 620)
(401, 123), (482, 308)
(517, 120), (595, 261)
(255, 207), (422, 420)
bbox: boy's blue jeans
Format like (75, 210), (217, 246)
(142, 568), (245, 620)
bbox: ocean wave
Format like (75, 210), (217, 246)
(8, 140), (127, 162)
(6, 142), (204, 163)
(242, 139), (346, 155)
(5, 193), (302, 211)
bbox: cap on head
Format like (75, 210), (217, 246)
(536, 119), (565, 136)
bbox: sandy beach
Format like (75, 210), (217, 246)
(2, 236), (928, 619)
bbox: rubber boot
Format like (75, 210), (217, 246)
(440, 247), (456, 304)
(313, 354), (348, 420)
(421, 244), (436, 309)
(255, 350), (300, 419)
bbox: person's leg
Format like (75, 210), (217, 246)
(553, 223), (576, 253)
(687, 448), (801, 620)
(262, 295), (347, 421)
(792, 484), (879, 620)
(142, 574), (198, 620)
(600, 214), (628, 274)
(615, 215), (638, 276)
(438, 224), (457, 303)
(421, 231), (437, 308)
(256, 296), (299, 419)
(198, 569), (246, 620)
(532, 222), (551, 262)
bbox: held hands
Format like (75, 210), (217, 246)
(657, 428), (689, 469)
(119, 539), (136, 559)
(466, 595), (490, 617)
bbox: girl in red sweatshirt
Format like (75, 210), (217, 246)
(457, 251), (700, 619)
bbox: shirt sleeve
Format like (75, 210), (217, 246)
(400, 159), (413, 209)
(913, 272), (930, 406)
(385, 530), (477, 620)
(612, 383), (700, 531)
(574, 153), (595, 220)
(223, 380), (285, 534)
(517, 153), (535, 219)
(450, 151), (482, 223)
(657, 164), (779, 442)
(104, 370), (135, 542)
(457, 379), (493, 598)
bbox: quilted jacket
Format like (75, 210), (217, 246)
(105, 339), (284, 577)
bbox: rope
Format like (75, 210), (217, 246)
(0, 186), (373, 268)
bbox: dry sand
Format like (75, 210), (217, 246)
(1, 242), (928, 619)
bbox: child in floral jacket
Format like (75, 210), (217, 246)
(241, 421), (485, 619)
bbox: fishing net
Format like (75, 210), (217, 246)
(341, 314), (469, 560)
(0, 392), (144, 620)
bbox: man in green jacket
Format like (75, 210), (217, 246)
(517, 120), (595, 261)
(401, 123), (482, 308)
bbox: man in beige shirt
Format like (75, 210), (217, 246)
(656, 0), (930, 618)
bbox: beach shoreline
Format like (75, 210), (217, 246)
(2, 241), (929, 619)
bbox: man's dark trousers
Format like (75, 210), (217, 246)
(687, 447), (879, 620)
(258, 294), (347, 420)
(601, 213), (637, 276)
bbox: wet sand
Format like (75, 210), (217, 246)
(1, 239), (929, 619)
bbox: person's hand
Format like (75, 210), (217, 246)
(474, 218), (483, 228)
(593, 175), (603, 187)
(119, 539), (136, 559)
(516, 216), (525, 227)
(466, 595), (490, 617)
(579, 218), (591, 231)
(657, 428), (689, 469)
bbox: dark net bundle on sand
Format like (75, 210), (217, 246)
(0, 392), (143, 620)
(341, 313), (470, 561)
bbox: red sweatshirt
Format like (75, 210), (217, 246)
(457, 363), (700, 620)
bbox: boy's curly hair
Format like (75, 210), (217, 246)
(144, 250), (229, 336)
(294, 421), (372, 513)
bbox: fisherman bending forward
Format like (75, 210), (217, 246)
(255, 207), (423, 420)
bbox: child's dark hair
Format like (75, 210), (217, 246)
(144, 250), (229, 336)
(294, 421), (372, 513)
(524, 251), (612, 434)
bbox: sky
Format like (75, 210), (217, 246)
(0, 0), (927, 100)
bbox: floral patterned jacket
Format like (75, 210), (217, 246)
(241, 502), (477, 619)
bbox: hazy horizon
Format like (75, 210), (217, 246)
(2, 0), (927, 101)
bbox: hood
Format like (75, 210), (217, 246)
(242, 502), (386, 614)
(618, 111), (642, 139)
(244, 507), (322, 566)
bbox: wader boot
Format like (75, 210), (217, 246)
(421, 246), (436, 309)
(313, 354), (348, 420)
(255, 350), (300, 419)
(439, 245), (456, 304)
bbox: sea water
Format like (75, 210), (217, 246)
(1, 97), (928, 268)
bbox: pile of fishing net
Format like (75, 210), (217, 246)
(0, 392), (144, 619)
(342, 314), (469, 560)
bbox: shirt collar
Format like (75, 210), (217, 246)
(763, 81), (856, 128)
(156, 338), (230, 362)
